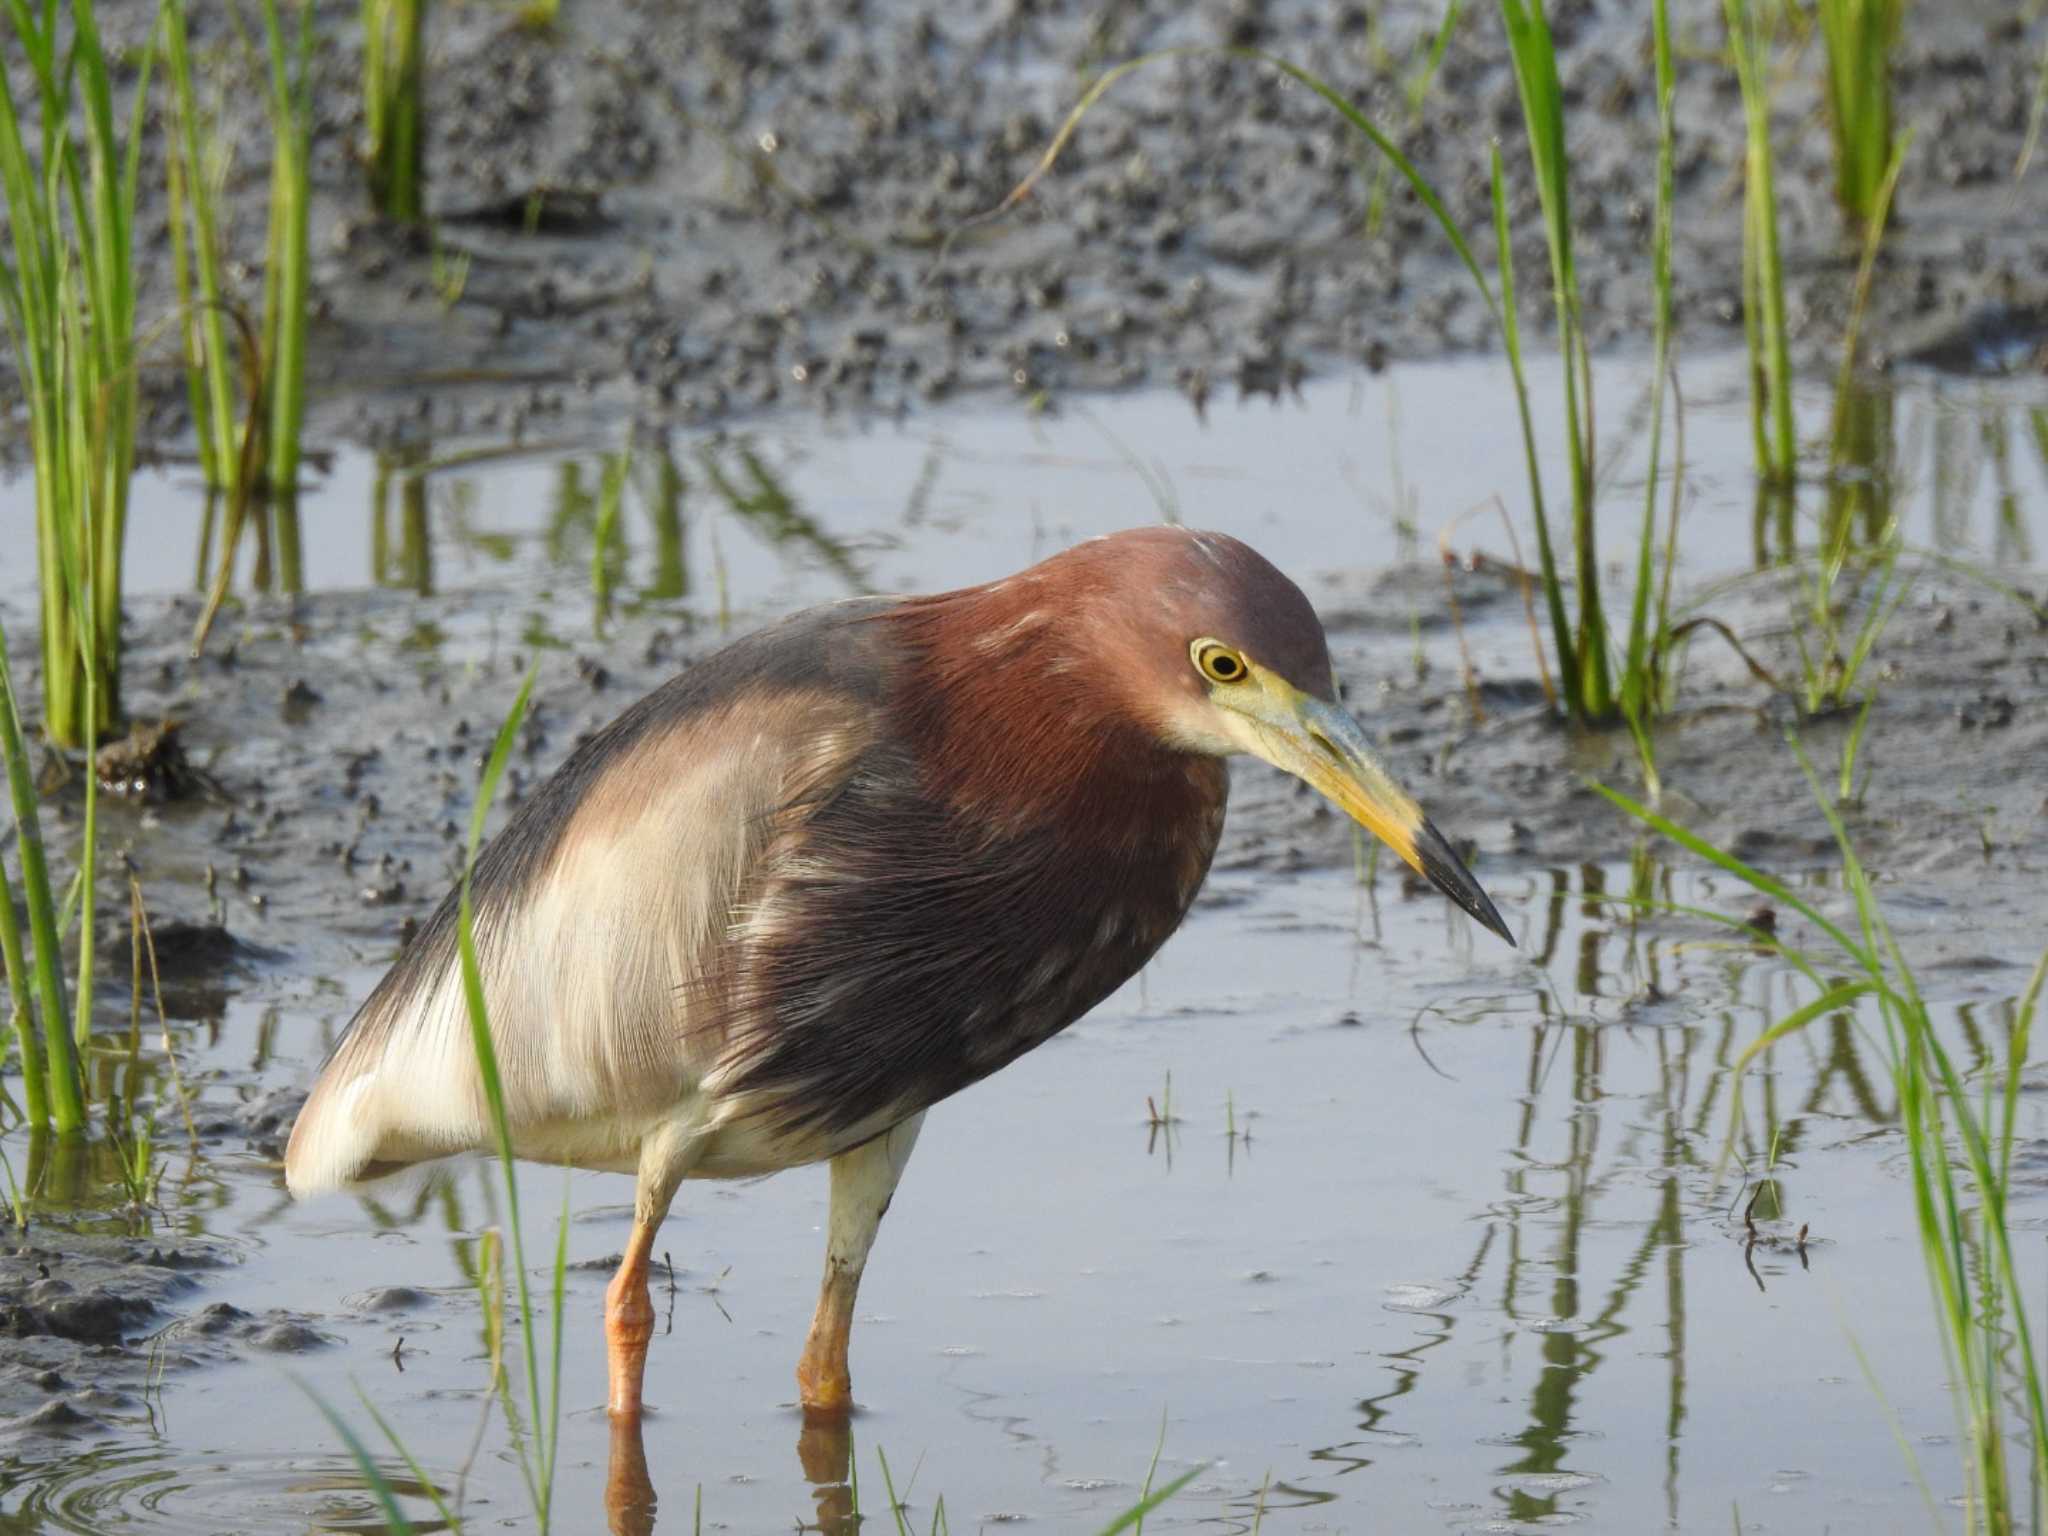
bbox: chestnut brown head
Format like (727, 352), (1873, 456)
(995, 527), (1512, 945)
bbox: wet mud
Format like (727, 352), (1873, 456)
(5, 0), (2044, 465)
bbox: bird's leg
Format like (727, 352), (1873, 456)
(797, 1411), (857, 1533)
(607, 1125), (699, 1419)
(605, 1219), (660, 1418)
(797, 1111), (924, 1417)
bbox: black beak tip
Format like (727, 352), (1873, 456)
(1473, 894), (1516, 949)
(1416, 817), (1515, 949)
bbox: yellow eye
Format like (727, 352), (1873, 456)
(1191, 639), (1248, 684)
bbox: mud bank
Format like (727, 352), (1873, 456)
(6, 0), (2045, 465)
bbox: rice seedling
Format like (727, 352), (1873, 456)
(362, 0), (427, 221)
(167, 0), (315, 640)
(1796, 131), (1912, 715)
(1144, 1069), (1179, 1128)
(161, 3), (241, 496)
(0, 141), (128, 1139)
(1598, 742), (2048, 1533)
(1495, 0), (1610, 719)
(1723, 0), (1798, 489)
(0, 625), (89, 1134)
(0, 0), (153, 748)
(1618, 0), (1679, 782)
(1817, 0), (1903, 226)
(260, 0), (313, 513)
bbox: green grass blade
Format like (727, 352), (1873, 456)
(544, 1172), (569, 1510)
(2018, 32), (2048, 180)
(258, 0), (312, 502)
(876, 1444), (912, 1536)
(454, 665), (549, 1521)
(352, 1386), (460, 1531)
(1724, 0), (1797, 486)
(1623, 0), (1677, 721)
(1717, 980), (1876, 1177)
(1488, 144), (1577, 714)
(1588, 778), (1869, 967)
(0, 617), (85, 1131)
(1498, 0), (1607, 718)
(0, 893), (49, 1131)
(161, 0), (241, 493)
(1095, 1464), (1206, 1535)
(292, 1375), (419, 1536)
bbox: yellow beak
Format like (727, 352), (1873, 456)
(1226, 665), (1514, 946)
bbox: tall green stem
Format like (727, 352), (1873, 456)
(1725, 0), (1797, 488)
(0, 631), (87, 1135)
(163, 1), (241, 492)
(261, 0), (312, 501)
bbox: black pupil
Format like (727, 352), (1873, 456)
(1212, 654), (1238, 677)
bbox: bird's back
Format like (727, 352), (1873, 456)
(284, 599), (898, 1192)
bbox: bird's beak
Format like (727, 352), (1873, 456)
(1223, 667), (1514, 947)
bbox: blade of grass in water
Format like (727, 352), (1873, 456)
(1095, 1464), (1207, 1535)
(1362, 2), (1464, 236)
(2019, 32), (2048, 181)
(0, 614), (87, 1132)
(294, 1375), (420, 1536)
(453, 664), (564, 1527)
(354, 1387), (459, 1530)
(1603, 737), (2048, 1526)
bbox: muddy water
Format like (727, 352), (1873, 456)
(0, 352), (2044, 1533)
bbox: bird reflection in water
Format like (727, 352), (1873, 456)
(598, 1408), (858, 1535)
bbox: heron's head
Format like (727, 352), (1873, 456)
(1063, 526), (1514, 946)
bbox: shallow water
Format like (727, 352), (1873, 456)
(5, 350), (2043, 613)
(15, 856), (2048, 1535)
(0, 351), (2045, 1533)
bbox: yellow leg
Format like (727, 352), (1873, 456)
(605, 1218), (659, 1419)
(795, 1113), (923, 1417)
